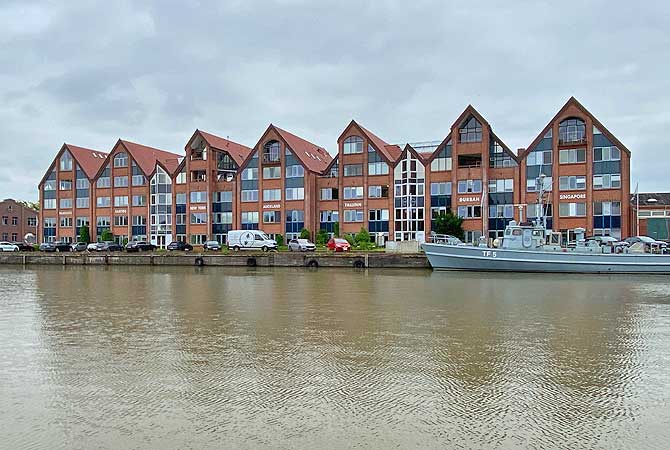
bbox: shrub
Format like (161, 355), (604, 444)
(299, 228), (311, 240)
(333, 221), (340, 238)
(275, 234), (284, 247)
(355, 227), (371, 245)
(316, 229), (329, 245)
(79, 225), (90, 244)
(433, 211), (465, 240)
(101, 229), (113, 242)
(344, 234), (355, 246)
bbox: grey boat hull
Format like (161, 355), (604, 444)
(422, 243), (670, 274)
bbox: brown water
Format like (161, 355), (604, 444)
(1, 266), (669, 449)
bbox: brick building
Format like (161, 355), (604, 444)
(37, 97), (633, 247)
(0, 199), (38, 242)
(630, 193), (670, 240)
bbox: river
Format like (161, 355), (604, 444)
(1, 266), (669, 449)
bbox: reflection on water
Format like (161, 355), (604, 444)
(1, 266), (669, 449)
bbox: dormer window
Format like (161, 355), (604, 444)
(263, 140), (281, 164)
(459, 117), (482, 143)
(558, 118), (586, 144)
(113, 152), (128, 167)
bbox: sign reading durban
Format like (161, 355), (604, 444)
(559, 193), (586, 200)
(458, 197), (480, 203)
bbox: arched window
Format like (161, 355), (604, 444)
(263, 140), (281, 163)
(459, 117), (482, 143)
(114, 152), (128, 167)
(343, 136), (363, 154)
(558, 118), (586, 144)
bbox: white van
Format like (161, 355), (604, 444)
(227, 230), (278, 252)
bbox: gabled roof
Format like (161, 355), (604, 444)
(520, 97), (631, 159)
(193, 130), (252, 167)
(100, 139), (182, 177)
(398, 143), (431, 166)
(451, 104), (490, 130)
(252, 124), (333, 174)
(490, 131), (520, 163)
(338, 120), (402, 164)
(38, 143), (107, 186)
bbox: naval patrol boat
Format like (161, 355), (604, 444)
(422, 175), (670, 274)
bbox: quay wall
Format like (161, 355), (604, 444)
(0, 252), (430, 269)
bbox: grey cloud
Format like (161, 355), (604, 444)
(1, 0), (670, 201)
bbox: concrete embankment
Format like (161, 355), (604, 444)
(0, 252), (430, 269)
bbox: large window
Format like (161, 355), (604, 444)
(190, 213), (207, 224)
(242, 168), (258, 180)
(263, 140), (281, 163)
(487, 179), (513, 193)
(113, 152), (128, 167)
(60, 150), (73, 171)
(559, 176), (586, 191)
(368, 145), (389, 175)
(285, 187), (304, 200)
(459, 117), (482, 143)
(431, 141), (452, 172)
(526, 150), (552, 166)
(132, 195), (146, 206)
(489, 204), (514, 218)
(343, 186), (364, 199)
(76, 198), (89, 208)
(344, 164), (363, 177)
(60, 180), (72, 191)
(320, 188), (338, 200)
(343, 136), (363, 154)
(430, 182), (451, 196)
(114, 176), (128, 187)
(344, 210), (364, 222)
(368, 185), (389, 198)
(526, 177), (553, 192)
(97, 196), (111, 207)
(114, 196), (129, 207)
(286, 165), (305, 178)
(114, 216), (128, 226)
(559, 148), (586, 164)
(241, 212), (259, 224)
(489, 140), (517, 168)
(457, 179), (482, 194)
(263, 166), (281, 179)
(593, 174), (621, 189)
(457, 205), (482, 219)
(263, 189), (281, 202)
(241, 190), (258, 202)
(593, 146), (621, 162)
(263, 211), (281, 223)
(190, 191), (207, 203)
(558, 118), (586, 143)
(559, 202), (586, 217)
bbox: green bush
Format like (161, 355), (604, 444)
(333, 221), (340, 238)
(433, 210), (465, 240)
(275, 234), (284, 247)
(101, 229), (113, 242)
(299, 228), (311, 240)
(316, 229), (329, 245)
(355, 227), (371, 245)
(344, 234), (355, 246)
(79, 225), (90, 243)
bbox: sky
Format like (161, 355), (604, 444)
(1, 0), (669, 201)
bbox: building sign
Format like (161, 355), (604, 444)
(263, 204), (280, 209)
(559, 193), (586, 200)
(58, 211), (72, 215)
(114, 209), (127, 214)
(189, 206), (207, 211)
(344, 202), (362, 208)
(458, 196), (480, 203)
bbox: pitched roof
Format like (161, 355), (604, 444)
(196, 130), (252, 166)
(271, 125), (333, 173)
(634, 193), (670, 206)
(355, 122), (402, 164)
(520, 97), (631, 159)
(65, 144), (108, 178)
(118, 140), (182, 176)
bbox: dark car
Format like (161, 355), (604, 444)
(39, 242), (56, 252)
(126, 241), (157, 252)
(71, 242), (88, 252)
(203, 240), (222, 251)
(12, 242), (35, 251)
(54, 241), (72, 252)
(167, 241), (193, 252)
(99, 241), (123, 252)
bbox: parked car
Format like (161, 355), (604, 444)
(227, 230), (277, 252)
(167, 241), (193, 252)
(625, 236), (666, 254)
(125, 241), (157, 252)
(288, 238), (316, 252)
(327, 238), (351, 252)
(203, 240), (222, 251)
(87, 242), (100, 252)
(71, 242), (88, 252)
(101, 241), (123, 252)
(39, 242), (57, 252)
(0, 241), (19, 252)
(12, 242), (35, 251)
(54, 241), (72, 252)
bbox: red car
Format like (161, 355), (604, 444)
(327, 238), (351, 252)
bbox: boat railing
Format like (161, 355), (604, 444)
(429, 233), (463, 245)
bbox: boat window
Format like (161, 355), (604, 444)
(505, 229), (512, 236)
(512, 229), (522, 236)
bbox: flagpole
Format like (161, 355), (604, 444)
(635, 182), (640, 236)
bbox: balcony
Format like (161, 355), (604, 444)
(457, 154), (482, 168)
(262, 152), (281, 164)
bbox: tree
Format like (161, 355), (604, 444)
(101, 229), (114, 242)
(344, 234), (355, 246)
(79, 225), (90, 244)
(316, 229), (329, 245)
(299, 228), (311, 239)
(333, 221), (340, 238)
(433, 211), (465, 240)
(275, 234), (284, 247)
(355, 227), (371, 245)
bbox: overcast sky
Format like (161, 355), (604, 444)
(1, 0), (669, 201)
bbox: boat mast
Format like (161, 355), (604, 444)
(536, 174), (546, 229)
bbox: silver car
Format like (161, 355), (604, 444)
(288, 238), (316, 252)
